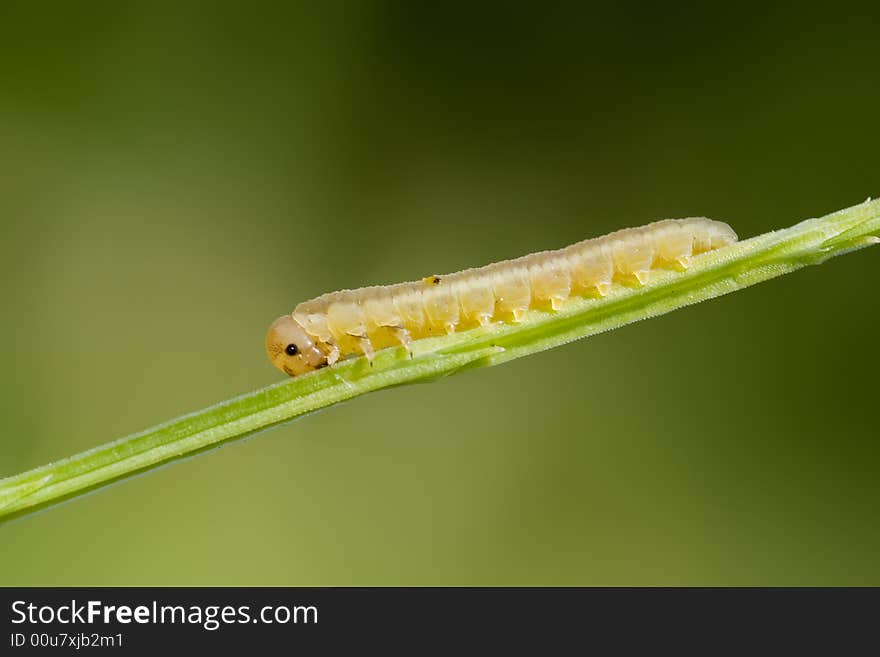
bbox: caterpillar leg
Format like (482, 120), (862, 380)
(656, 226), (694, 270)
(326, 343), (341, 366)
(594, 282), (612, 297)
(549, 295), (568, 311)
(529, 260), (571, 311)
(363, 339), (376, 363)
(493, 270), (531, 323)
(392, 327), (414, 357)
(348, 334), (375, 363)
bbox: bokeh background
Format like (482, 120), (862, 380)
(2, 2), (878, 585)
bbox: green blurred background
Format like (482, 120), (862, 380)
(1, 3), (878, 585)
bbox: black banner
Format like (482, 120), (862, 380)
(2, 588), (877, 652)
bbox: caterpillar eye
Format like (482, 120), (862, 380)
(285, 344), (299, 356)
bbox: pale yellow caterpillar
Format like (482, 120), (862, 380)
(266, 217), (738, 376)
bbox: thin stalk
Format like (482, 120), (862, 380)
(1, 198), (878, 523)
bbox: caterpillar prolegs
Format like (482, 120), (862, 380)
(266, 217), (738, 376)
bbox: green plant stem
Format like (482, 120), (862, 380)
(2, 198), (878, 522)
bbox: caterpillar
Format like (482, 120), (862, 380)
(266, 217), (738, 376)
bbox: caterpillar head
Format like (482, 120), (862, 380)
(266, 315), (328, 377)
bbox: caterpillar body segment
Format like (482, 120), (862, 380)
(266, 217), (738, 376)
